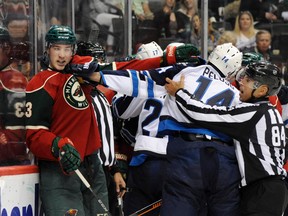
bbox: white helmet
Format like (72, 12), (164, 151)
(135, 41), (163, 60)
(208, 43), (243, 77)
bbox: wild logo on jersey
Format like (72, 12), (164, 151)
(63, 76), (89, 110)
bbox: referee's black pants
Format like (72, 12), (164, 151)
(240, 175), (288, 216)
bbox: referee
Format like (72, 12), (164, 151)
(165, 61), (288, 216)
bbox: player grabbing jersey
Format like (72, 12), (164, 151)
(79, 43), (244, 215)
(165, 61), (288, 216)
(25, 25), (107, 216)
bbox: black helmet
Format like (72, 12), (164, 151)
(45, 25), (76, 47)
(245, 61), (282, 96)
(76, 41), (106, 62)
(0, 26), (10, 43)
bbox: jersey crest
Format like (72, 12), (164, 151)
(63, 76), (88, 109)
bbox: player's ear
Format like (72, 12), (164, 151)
(256, 85), (269, 97)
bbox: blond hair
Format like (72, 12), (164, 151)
(234, 11), (257, 38)
(217, 31), (237, 46)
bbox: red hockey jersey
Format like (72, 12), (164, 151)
(26, 63), (101, 161)
(0, 67), (28, 163)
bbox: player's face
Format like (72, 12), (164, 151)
(237, 75), (258, 102)
(48, 44), (73, 71)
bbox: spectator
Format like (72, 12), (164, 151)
(95, 1), (123, 54)
(0, 0), (28, 25)
(190, 13), (221, 54)
(239, 0), (260, 22)
(4, 13), (32, 81)
(239, 0), (278, 24)
(0, 26), (29, 166)
(133, 0), (154, 21)
(44, 1), (69, 25)
(76, 0), (122, 54)
(233, 11), (258, 51)
(202, 0), (234, 21)
(259, 0), (279, 23)
(243, 29), (272, 61)
(223, 0), (241, 27)
(132, 0), (157, 47)
(153, 0), (177, 39)
(190, 13), (201, 46)
(217, 30), (237, 46)
(175, 0), (198, 43)
(4, 13), (29, 43)
(25, 25), (109, 215)
(9, 41), (31, 80)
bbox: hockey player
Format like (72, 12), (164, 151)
(0, 26), (29, 165)
(165, 61), (288, 216)
(76, 43), (243, 215)
(73, 40), (201, 215)
(112, 42), (181, 215)
(25, 25), (108, 216)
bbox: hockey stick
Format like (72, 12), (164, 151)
(75, 169), (111, 216)
(117, 196), (124, 216)
(128, 199), (162, 216)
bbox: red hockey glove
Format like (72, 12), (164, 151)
(162, 43), (200, 66)
(52, 137), (81, 174)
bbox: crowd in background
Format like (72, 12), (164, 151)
(0, 0), (288, 215)
(72, 0), (288, 74)
(0, 0), (286, 80)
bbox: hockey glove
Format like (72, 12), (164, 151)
(52, 137), (81, 174)
(162, 43), (200, 66)
(67, 61), (99, 80)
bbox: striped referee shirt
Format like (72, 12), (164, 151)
(91, 88), (116, 167)
(175, 88), (287, 187)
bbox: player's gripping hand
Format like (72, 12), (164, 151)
(51, 137), (81, 174)
(67, 61), (99, 80)
(116, 153), (128, 180)
(162, 43), (201, 66)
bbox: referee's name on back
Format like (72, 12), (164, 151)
(202, 66), (234, 89)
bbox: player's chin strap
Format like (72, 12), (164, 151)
(39, 52), (73, 73)
(39, 54), (100, 87)
(248, 90), (269, 103)
(39, 53), (64, 73)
